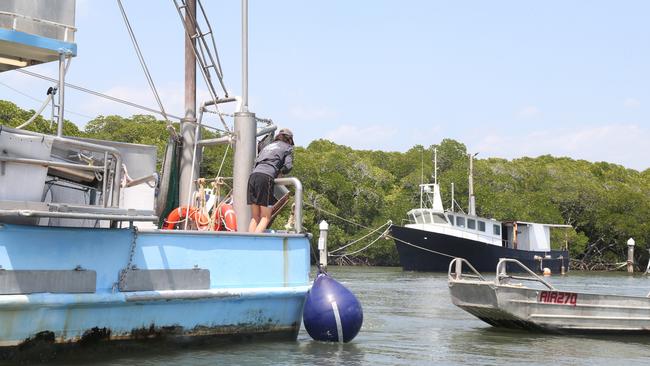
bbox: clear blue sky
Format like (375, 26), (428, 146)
(1, 1), (648, 170)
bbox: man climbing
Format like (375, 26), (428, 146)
(247, 128), (294, 233)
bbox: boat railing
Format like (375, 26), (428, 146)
(3, 125), (124, 208)
(448, 257), (486, 282)
(495, 258), (556, 290)
(0, 10), (77, 42)
(0, 126), (166, 224)
(274, 177), (303, 233)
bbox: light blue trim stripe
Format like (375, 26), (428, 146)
(0, 286), (311, 308)
(0, 28), (77, 56)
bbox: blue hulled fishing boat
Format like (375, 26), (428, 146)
(0, 0), (311, 355)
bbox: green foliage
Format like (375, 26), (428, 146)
(3, 100), (649, 267)
(84, 114), (172, 164)
(292, 138), (650, 267)
(0, 100), (81, 136)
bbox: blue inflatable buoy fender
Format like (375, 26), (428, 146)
(302, 269), (363, 343)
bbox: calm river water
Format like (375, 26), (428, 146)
(65, 266), (650, 365)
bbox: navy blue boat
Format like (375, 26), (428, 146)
(391, 161), (570, 274)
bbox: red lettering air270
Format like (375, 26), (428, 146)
(538, 291), (577, 306)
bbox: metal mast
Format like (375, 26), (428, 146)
(433, 148), (438, 184)
(468, 153), (476, 216)
(56, 52), (68, 137)
(179, 0), (199, 206)
(232, 0), (256, 231)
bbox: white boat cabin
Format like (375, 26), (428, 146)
(405, 183), (569, 252)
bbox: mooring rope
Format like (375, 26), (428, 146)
(387, 233), (456, 259)
(306, 201), (455, 259)
(329, 221), (392, 254)
(305, 201), (373, 230)
(305, 202), (456, 258)
(329, 227), (391, 258)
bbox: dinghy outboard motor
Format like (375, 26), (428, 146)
(302, 267), (363, 342)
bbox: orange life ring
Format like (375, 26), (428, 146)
(215, 203), (237, 232)
(163, 206), (210, 230)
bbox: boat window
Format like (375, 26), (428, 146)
(432, 213), (447, 224)
(467, 219), (476, 230)
(456, 217), (465, 228)
(478, 221), (486, 232)
(447, 215), (454, 225)
(412, 211), (434, 224)
(493, 224), (501, 236)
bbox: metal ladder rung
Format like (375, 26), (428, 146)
(191, 30), (212, 39)
(172, 0), (230, 132)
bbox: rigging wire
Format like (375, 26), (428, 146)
(15, 69), (183, 121)
(116, 0), (178, 138)
(215, 142), (231, 178)
(0, 81), (94, 119)
(305, 201), (372, 230)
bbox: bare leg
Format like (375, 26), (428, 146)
(249, 204), (261, 232)
(255, 206), (273, 233)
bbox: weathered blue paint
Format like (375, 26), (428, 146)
(0, 224), (311, 346)
(0, 29), (78, 56)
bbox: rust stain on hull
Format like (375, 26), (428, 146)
(1, 322), (300, 363)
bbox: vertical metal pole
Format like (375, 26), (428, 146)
(627, 238), (635, 273)
(318, 220), (329, 270)
(102, 152), (109, 207)
(451, 183), (455, 212)
(180, 0), (199, 205)
(233, 0), (255, 231)
(241, 0), (249, 112)
(433, 148), (437, 184)
(468, 153), (476, 216)
(233, 112), (255, 231)
(56, 53), (66, 137)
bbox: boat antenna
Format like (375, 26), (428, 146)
(468, 152), (478, 216)
(433, 147), (438, 185)
(451, 182), (455, 212)
(419, 147), (423, 210)
(420, 147), (424, 186)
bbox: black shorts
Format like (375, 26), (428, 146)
(247, 172), (276, 206)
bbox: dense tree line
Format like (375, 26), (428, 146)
(2, 100), (649, 269)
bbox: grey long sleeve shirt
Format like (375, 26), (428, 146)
(252, 140), (293, 178)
